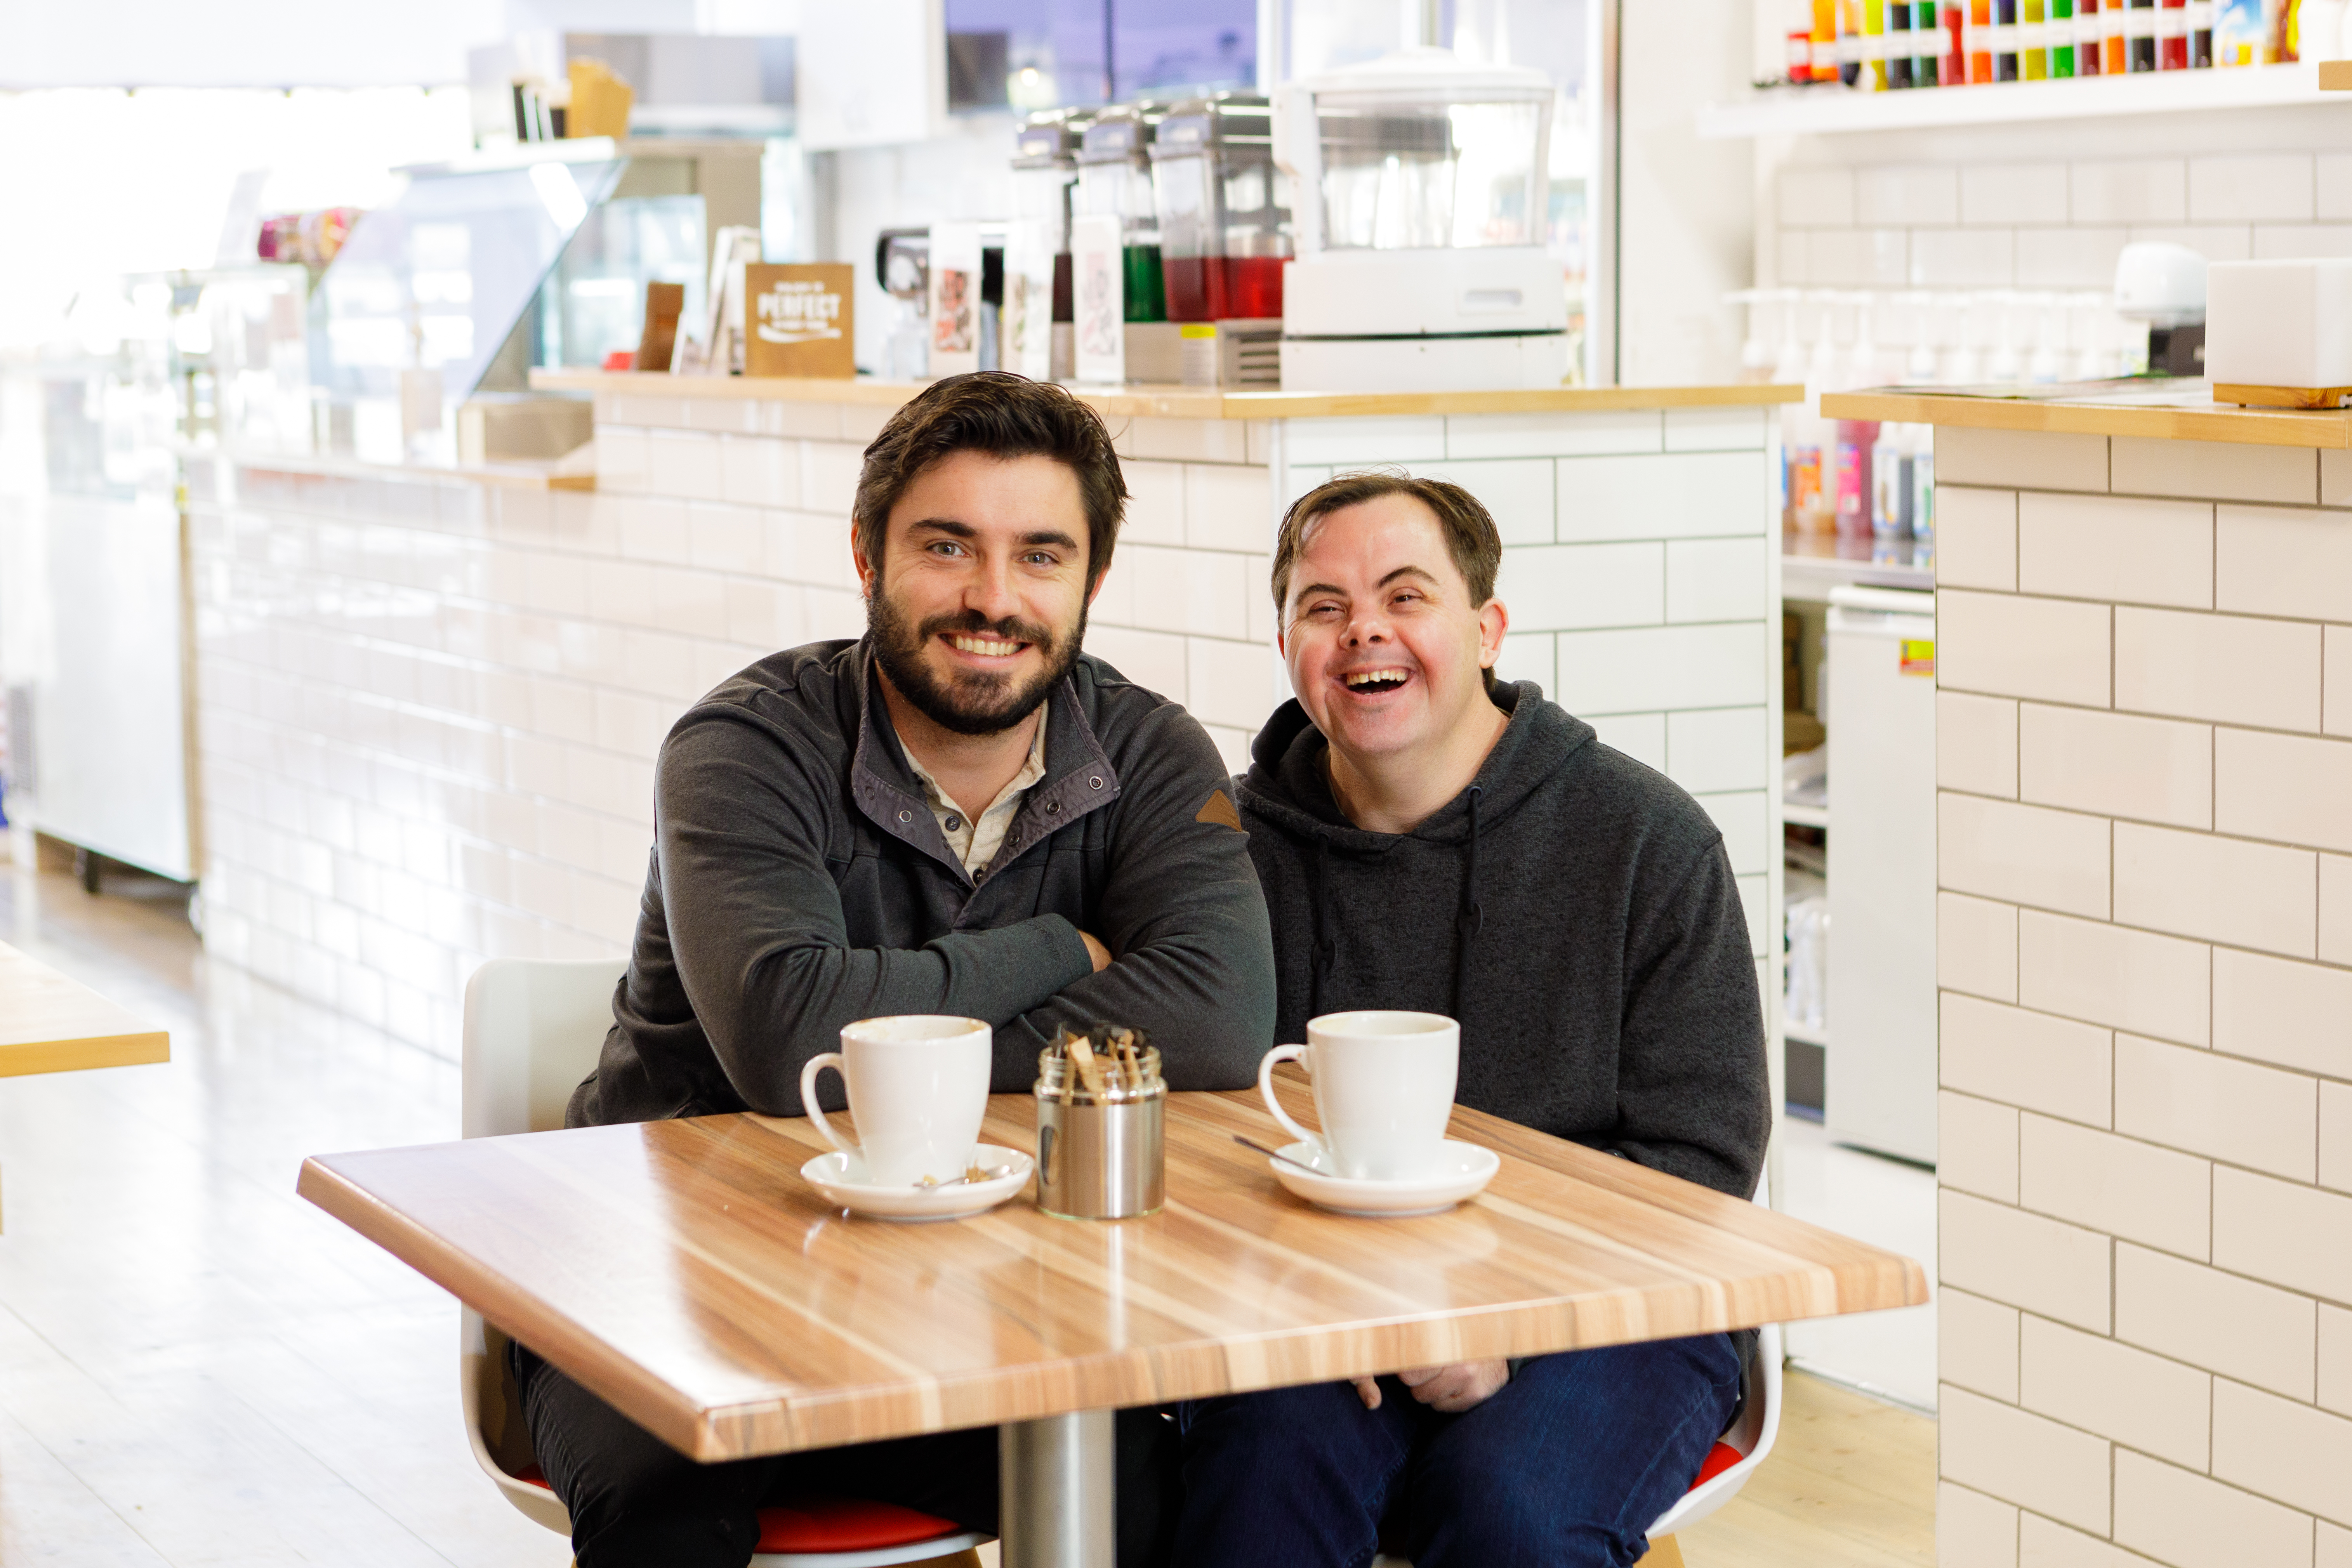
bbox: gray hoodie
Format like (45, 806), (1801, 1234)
(1233, 681), (1769, 1199)
(571, 639), (1276, 1127)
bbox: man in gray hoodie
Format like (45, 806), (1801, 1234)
(1175, 471), (1770, 1568)
(524, 372), (1275, 1568)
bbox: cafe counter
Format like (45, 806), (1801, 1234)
(1822, 382), (2352, 1562)
(189, 375), (1798, 1067)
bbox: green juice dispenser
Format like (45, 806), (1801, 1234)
(1074, 108), (1166, 325)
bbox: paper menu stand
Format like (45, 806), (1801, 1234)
(928, 221), (983, 380)
(675, 224), (763, 375)
(743, 264), (855, 378)
(1071, 213), (1124, 385)
(1002, 218), (1057, 383)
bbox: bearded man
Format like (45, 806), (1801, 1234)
(530, 372), (1275, 1568)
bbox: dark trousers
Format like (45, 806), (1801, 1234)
(1172, 1335), (1742, 1568)
(513, 1343), (997, 1568)
(512, 1343), (1183, 1568)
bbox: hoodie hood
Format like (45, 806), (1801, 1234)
(1235, 680), (1598, 851)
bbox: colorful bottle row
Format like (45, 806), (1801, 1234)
(1786, 0), (2271, 85)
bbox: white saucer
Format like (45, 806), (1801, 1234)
(800, 1143), (1034, 1222)
(1268, 1139), (1501, 1217)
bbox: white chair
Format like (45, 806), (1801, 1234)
(457, 957), (990, 1568)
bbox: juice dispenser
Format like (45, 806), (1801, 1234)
(1006, 109), (1087, 382)
(1274, 47), (1566, 391)
(1149, 93), (1290, 324)
(1073, 108), (1166, 326)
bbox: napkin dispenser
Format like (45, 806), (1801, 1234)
(2206, 259), (2352, 405)
(1034, 1028), (1165, 1220)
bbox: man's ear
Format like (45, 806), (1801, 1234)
(1477, 598), (1509, 668)
(852, 532), (876, 595)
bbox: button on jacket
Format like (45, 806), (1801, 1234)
(570, 638), (1277, 1125)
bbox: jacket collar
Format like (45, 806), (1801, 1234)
(848, 639), (1122, 887)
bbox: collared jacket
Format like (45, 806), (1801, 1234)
(569, 638), (1276, 1126)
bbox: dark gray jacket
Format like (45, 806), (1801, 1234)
(571, 639), (1276, 1126)
(1233, 682), (1769, 1199)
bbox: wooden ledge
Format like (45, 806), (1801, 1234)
(531, 368), (1803, 422)
(1825, 386), (2352, 450)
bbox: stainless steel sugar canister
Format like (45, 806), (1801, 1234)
(1033, 1028), (1165, 1220)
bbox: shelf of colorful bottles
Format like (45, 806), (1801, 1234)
(1698, 59), (2343, 137)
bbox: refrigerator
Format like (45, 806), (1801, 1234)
(1824, 584), (1938, 1165)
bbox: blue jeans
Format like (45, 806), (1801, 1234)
(1174, 1335), (1742, 1568)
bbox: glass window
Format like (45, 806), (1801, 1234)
(944, 0), (1256, 110)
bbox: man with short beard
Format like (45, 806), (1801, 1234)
(529, 372), (1275, 1568)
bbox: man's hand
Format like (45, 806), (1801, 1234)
(1079, 931), (1112, 972)
(1353, 1361), (1510, 1414)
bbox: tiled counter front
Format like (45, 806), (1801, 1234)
(1926, 426), (2352, 1568)
(188, 386), (1785, 1063)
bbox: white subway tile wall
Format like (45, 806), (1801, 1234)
(189, 399), (1785, 1056)
(1772, 151), (2352, 303)
(1932, 432), (2352, 1563)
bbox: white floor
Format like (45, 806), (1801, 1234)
(1774, 1116), (1939, 1413)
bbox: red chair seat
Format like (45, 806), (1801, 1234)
(756, 1498), (965, 1553)
(510, 1470), (963, 1554)
(1689, 1440), (1743, 1490)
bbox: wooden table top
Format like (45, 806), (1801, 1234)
(298, 1087), (1927, 1463)
(0, 939), (170, 1078)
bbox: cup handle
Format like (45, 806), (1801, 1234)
(799, 1052), (857, 1160)
(1256, 1044), (1321, 1155)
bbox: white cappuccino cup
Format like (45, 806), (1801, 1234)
(800, 1015), (992, 1188)
(1257, 1010), (1460, 1181)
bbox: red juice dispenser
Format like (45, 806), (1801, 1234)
(1148, 94), (1292, 325)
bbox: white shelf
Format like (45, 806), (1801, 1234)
(1784, 1020), (1830, 1048)
(1785, 800), (1832, 830)
(1699, 62), (2344, 139)
(1784, 550), (1934, 601)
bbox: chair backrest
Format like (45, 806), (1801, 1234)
(459, 956), (627, 1538)
(461, 956), (629, 1139)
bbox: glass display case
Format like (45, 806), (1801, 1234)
(305, 139), (750, 466)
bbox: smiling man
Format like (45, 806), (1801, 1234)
(530, 372), (1275, 1568)
(1174, 472), (1770, 1568)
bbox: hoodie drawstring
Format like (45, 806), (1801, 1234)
(1309, 837), (1335, 1019)
(1451, 786), (1484, 1021)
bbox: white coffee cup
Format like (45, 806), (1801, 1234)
(800, 1015), (992, 1188)
(1257, 1010), (1460, 1181)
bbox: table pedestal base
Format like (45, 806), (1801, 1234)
(999, 1409), (1113, 1568)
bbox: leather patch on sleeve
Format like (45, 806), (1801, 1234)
(1195, 788), (1244, 831)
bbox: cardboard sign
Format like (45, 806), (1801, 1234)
(1002, 217), (1057, 383)
(743, 263), (856, 379)
(927, 221), (983, 380)
(1071, 213), (1124, 385)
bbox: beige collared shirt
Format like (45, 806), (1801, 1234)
(900, 710), (1049, 879)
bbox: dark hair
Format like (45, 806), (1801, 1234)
(1270, 469), (1504, 611)
(853, 372), (1128, 590)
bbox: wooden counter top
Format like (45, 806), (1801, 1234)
(531, 368), (1802, 422)
(219, 447), (596, 491)
(1824, 382), (2352, 450)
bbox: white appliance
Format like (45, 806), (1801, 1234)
(1272, 47), (1567, 392)
(1825, 585), (1937, 1165)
